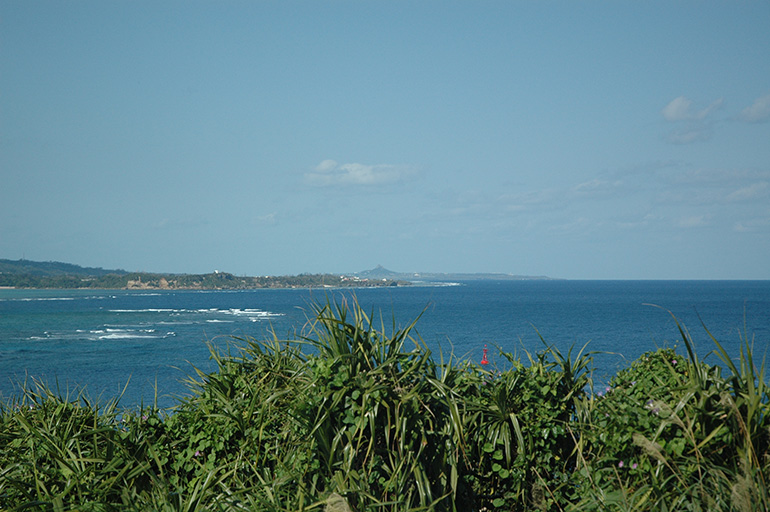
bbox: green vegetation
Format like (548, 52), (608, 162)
(0, 268), (406, 290)
(0, 258), (407, 289)
(1, 300), (768, 511)
(0, 259), (126, 278)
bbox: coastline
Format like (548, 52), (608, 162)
(0, 271), (410, 291)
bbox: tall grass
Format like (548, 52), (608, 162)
(1, 299), (767, 511)
(570, 311), (770, 512)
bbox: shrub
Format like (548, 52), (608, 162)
(571, 316), (770, 511)
(1, 301), (767, 511)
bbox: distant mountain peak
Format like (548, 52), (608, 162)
(356, 265), (400, 278)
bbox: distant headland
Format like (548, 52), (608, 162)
(0, 259), (553, 290)
(354, 264), (555, 282)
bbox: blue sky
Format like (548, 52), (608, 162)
(2, 1), (769, 279)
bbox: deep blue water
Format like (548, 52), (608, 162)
(1, 281), (768, 409)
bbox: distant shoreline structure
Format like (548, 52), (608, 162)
(0, 259), (554, 290)
(354, 264), (556, 282)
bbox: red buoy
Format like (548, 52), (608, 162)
(480, 344), (489, 365)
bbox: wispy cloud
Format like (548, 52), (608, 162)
(613, 213), (664, 231)
(304, 159), (417, 187)
(546, 216), (593, 235)
(652, 168), (770, 207)
(662, 96), (723, 122)
(659, 93), (769, 144)
(726, 181), (769, 202)
(737, 93), (770, 123)
(661, 96), (722, 144)
(572, 178), (623, 197)
(677, 215), (709, 228)
(734, 216), (770, 233)
(669, 167), (770, 186)
(413, 161), (770, 248)
(665, 127), (713, 145)
(255, 212), (278, 225)
(662, 96), (692, 121)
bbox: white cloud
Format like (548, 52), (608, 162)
(726, 181), (769, 202)
(662, 96), (722, 122)
(738, 93), (770, 123)
(315, 159), (339, 172)
(662, 96), (694, 121)
(677, 215), (708, 228)
(304, 160), (417, 187)
(734, 216), (770, 232)
(698, 98), (724, 119)
(614, 212), (664, 231)
(734, 222), (750, 233)
(661, 96), (722, 145)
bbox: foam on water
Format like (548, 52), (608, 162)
(97, 330), (175, 340)
(108, 307), (282, 318)
(29, 328), (176, 341)
(3, 296), (77, 302)
(2, 282), (768, 409)
(110, 308), (185, 313)
(0, 294), (116, 302)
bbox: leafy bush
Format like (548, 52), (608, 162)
(572, 316), (770, 511)
(459, 343), (591, 511)
(1, 300), (767, 511)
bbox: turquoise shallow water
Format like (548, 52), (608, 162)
(1, 281), (768, 409)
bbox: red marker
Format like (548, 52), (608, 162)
(480, 344), (489, 365)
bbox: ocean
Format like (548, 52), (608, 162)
(1, 280), (768, 409)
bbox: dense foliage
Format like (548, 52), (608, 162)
(0, 259), (126, 278)
(1, 301), (768, 511)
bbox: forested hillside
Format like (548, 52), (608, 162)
(0, 258), (126, 277)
